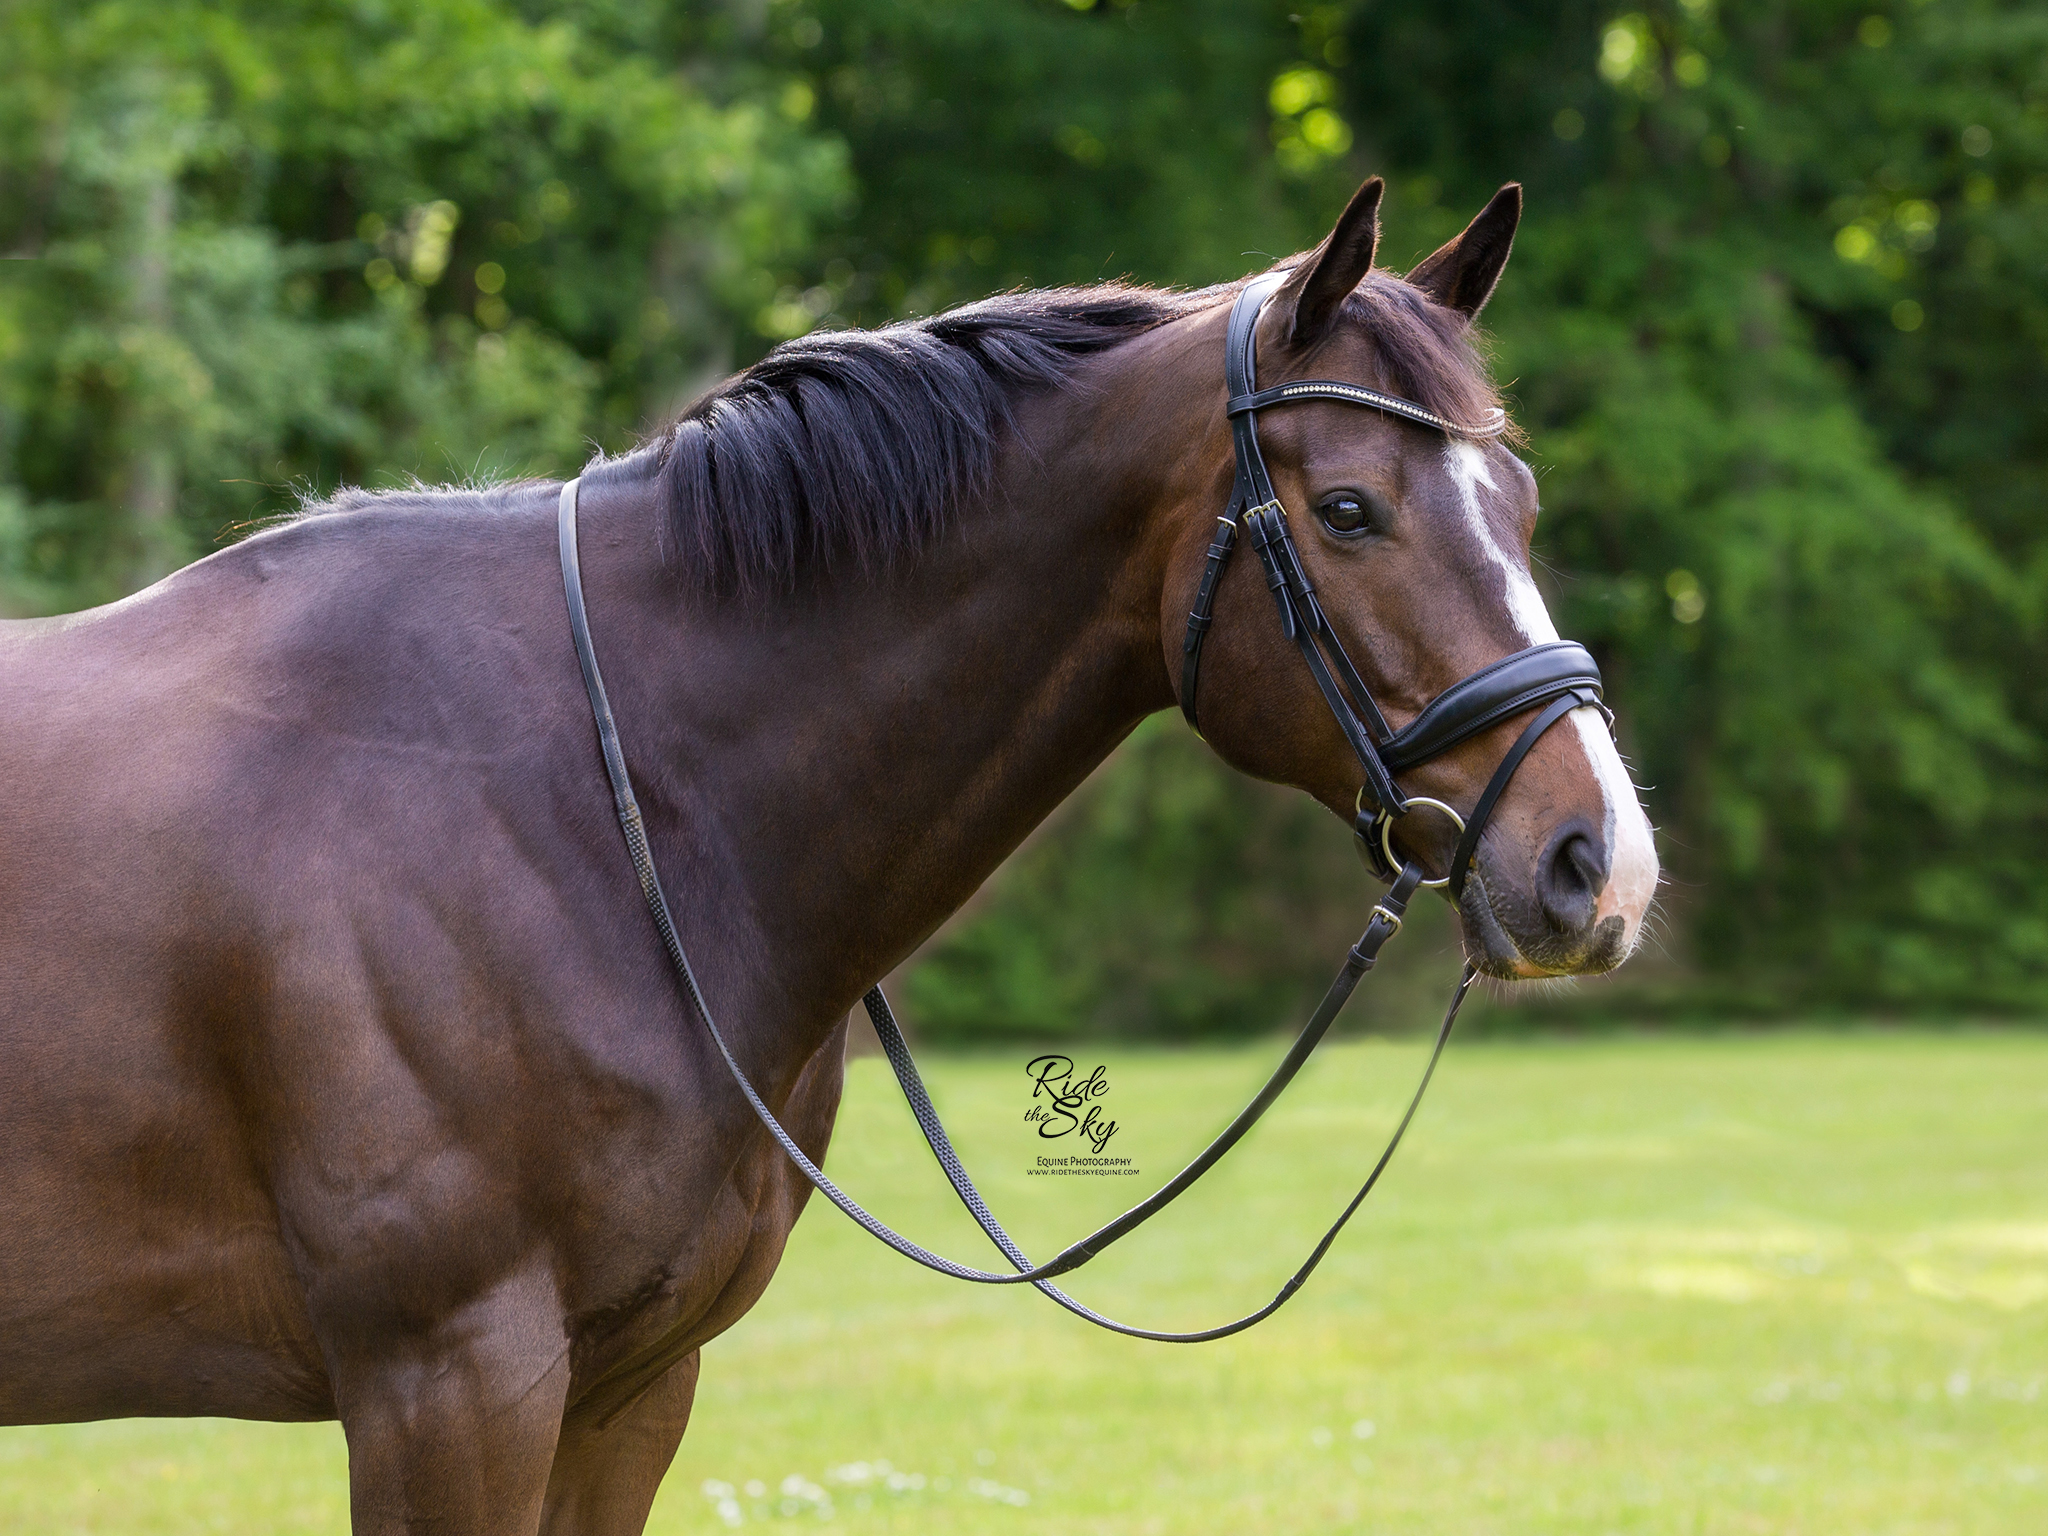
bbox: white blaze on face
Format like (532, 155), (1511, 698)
(1443, 441), (1660, 950)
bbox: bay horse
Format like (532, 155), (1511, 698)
(0, 177), (1656, 1533)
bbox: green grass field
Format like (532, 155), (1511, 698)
(3, 1029), (2044, 1534)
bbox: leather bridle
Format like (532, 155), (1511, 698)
(556, 272), (1614, 1342)
(1184, 272), (1607, 899)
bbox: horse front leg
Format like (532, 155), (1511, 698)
(328, 1262), (572, 1536)
(539, 1351), (701, 1536)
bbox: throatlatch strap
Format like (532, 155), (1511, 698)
(559, 477), (1470, 1342)
(1179, 515), (1239, 730)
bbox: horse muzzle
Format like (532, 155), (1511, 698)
(1461, 809), (1648, 977)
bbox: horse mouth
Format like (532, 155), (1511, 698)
(1457, 871), (1633, 979)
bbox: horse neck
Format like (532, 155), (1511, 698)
(577, 320), (1220, 1042)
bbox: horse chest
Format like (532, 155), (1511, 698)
(559, 1025), (848, 1408)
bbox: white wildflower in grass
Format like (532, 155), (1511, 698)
(708, 1457), (969, 1520)
(776, 1472), (834, 1520)
(966, 1476), (1031, 1507)
(699, 1481), (745, 1528)
(821, 1458), (936, 1509)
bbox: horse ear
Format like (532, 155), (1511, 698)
(1406, 183), (1522, 322)
(1278, 176), (1384, 348)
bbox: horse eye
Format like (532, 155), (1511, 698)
(1318, 492), (1373, 536)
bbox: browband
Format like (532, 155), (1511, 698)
(1228, 380), (1508, 439)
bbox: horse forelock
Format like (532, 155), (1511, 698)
(1330, 271), (1516, 446)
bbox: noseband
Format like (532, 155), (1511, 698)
(557, 273), (1617, 1343)
(1183, 272), (1606, 899)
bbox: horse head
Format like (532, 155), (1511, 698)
(1165, 177), (1659, 979)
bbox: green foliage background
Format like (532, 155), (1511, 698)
(3, 0), (2042, 1026)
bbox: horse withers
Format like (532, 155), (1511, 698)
(0, 176), (1656, 1533)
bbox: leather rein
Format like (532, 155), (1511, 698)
(556, 272), (1609, 1342)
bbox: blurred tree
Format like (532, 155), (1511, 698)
(1340, 0), (2048, 1006)
(779, 0), (2044, 1022)
(904, 717), (1365, 1042)
(3, 0), (2039, 1020)
(0, 0), (846, 610)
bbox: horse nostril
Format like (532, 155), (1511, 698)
(1537, 825), (1609, 935)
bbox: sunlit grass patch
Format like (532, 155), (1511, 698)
(1575, 1221), (1845, 1302)
(1893, 1223), (2048, 1311)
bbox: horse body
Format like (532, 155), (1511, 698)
(0, 322), (1194, 1479)
(0, 181), (1657, 1533)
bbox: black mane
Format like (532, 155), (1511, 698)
(608, 271), (1503, 597)
(611, 284), (1206, 596)
(303, 272), (1506, 595)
